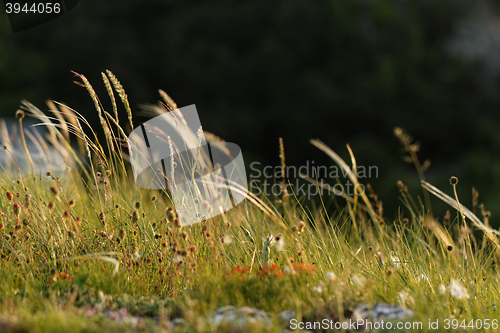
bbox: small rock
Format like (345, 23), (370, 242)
(352, 303), (414, 330)
(279, 310), (295, 323)
(213, 306), (272, 328)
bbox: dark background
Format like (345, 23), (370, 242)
(1, 0), (500, 224)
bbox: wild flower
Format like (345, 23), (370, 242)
(48, 272), (72, 285)
(398, 290), (415, 307)
(439, 284), (447, 295)
(258, 264), (284, 278)
(50, 186), (59, 196)
(226, 266), (251, 280)
(15, 110), (25, 120)
(291, 263), (316, 275)
(172, 255), (183, 265)
(274, 233), (284, 251)
(12, 203), (20, 218)
(448, 279), (469, 300)
(415, 273), (429, 283)
(131, 210), (139, 222)
(222, 235), (233, 244)
(312, 285), (323, 293)
(390, 252), (402, 268)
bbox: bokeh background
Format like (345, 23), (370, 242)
(1, 0), (500, 224)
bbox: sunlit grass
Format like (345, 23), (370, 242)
(0, 72), (499, 332)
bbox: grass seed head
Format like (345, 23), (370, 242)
(50, 186), (59, 196)
(132, 210), (139, 222)
(12, 203), (20, 217)
(15, 110), (25, 120)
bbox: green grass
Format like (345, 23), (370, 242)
(0, 72), (499, 332)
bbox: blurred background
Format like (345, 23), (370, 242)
(1, 0), (500, 224)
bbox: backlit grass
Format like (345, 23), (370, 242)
(0, 72), (499, 332)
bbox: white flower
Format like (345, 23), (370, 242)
(448, 279), (469, 300)
(398, 291), (415, 307)
(325, 271), (337, 281)
(415, 273), (429, 283)
(274, 233), (285, 252)
(390, 252), (402, 268)
(312, 285), (323, 293)
(172, 255), (183, 265)
(222, 235), (233, 244)
(438, 284), (447, 295)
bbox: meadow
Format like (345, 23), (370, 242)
(0, 71), (499, 333)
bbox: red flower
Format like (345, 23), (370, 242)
(258, 264), (284, 278)
(291, 263), (316, 274)
(48, 272), (73, 285)
(225, 266), (251, 281)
